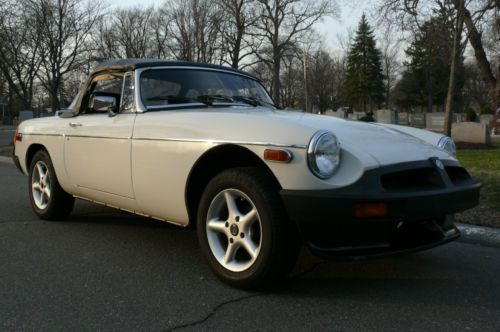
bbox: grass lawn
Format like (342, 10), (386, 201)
(455, 140), (500, 227)
(456, 141), (500, 211)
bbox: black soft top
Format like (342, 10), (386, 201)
(93, 58), (257, 79)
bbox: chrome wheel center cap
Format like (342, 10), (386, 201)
(230, 224), (239, 236)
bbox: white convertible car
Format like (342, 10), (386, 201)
(13, 59), (480, 288)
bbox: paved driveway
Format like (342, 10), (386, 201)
(1, 162), (499, 331)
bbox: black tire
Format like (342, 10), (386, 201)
(197, 167), (299, 289)
(28, 149), (75, 220)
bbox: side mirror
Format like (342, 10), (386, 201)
(90, 94), (117, 116)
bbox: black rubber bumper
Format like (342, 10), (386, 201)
(281, 159), (480, 259)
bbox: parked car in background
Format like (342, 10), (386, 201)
(12, 59), (480, 288)
(18, 110), (34, 123)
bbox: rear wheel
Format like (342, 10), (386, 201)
(29, 150), (75, 220)
(197, 167), (299, 289)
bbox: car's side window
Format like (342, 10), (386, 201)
(81, 73), (124, 115)
(94, 77), (122, 95)
(121, 72), (135, 112)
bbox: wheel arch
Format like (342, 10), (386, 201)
(185, 144), (282, 226)
(25, 143), (49, 171)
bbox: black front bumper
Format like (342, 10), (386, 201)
(281, 159), (480, 259)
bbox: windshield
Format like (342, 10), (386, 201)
(140, 69), (275, 110)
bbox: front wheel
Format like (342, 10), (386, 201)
(197, 167), (299, 289)
(29, 150), (75, 220)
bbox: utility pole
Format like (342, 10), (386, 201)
(0, 103), (5, 122)
(303, 46), (308, 113)
(444, 0), (464, 136)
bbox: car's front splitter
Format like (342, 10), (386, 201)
(281, 159), (480, 259)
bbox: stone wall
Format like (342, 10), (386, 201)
(452, 122), (491, 144)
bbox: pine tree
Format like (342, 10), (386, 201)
(344, 14), (384, 113)
(395, 6), (465, 112)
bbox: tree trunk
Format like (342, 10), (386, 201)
(51, 81), (60, 113)
(272, 55), (281, 106)
(453, 0), (497, 105)
(444, 0), (464, 136)
(497, 64), (500, 107)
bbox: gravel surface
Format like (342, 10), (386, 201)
(456, 203), (500, 228)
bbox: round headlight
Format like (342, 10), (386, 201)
(307, 130), (341, 179)
(438, 136), (456, 156)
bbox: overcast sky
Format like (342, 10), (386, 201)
(109, 0), (376, 53)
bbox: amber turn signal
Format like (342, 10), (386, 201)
(354, 202), (387, 218)
(264, 149), (292, 163)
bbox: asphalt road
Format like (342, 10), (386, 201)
(1, 161), (500, 331)
(0, 129), (14, 147)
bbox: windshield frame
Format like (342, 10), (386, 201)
(135, 66), (274, 112)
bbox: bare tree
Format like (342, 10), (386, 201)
(150, 11), (172, 59)
(378, 0), (499, 109)
(0, 0), (42, 111)
(379, 25), (402, 108)
(280, 49), (304, 109)
(252, 0), (337, 104)
(114, 7), (155, 58)
(444, 0), (464, 136)
(463, 62), (491, 108)
(452, 0), (499, 107)
(93, 7), (163, 60)
(25, 0), (105, 111)
(93, 20), (120, 59)
(308, 49), (337, 113)
(161, 0), (224, 63)
(217, 0), (259, 68)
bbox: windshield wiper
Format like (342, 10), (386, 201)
(147, 94), (213, 106)
(158, 93), (274, 108)
(233, 96), (279, 109)
(196, 94), (237, 106)
(231, 96), (261, 107)
(198, 94), (266, 107)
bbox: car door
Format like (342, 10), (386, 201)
(64, 72), (136, 199)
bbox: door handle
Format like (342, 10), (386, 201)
(69, 122), (82, 127)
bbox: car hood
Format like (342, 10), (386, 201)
(138, 107), (454, 168)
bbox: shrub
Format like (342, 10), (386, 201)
(463, 107), (477, 121)
(359, 112), (375, 122)
(480, 107), (494, 115)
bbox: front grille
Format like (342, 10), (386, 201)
(381, 167), (445, 191)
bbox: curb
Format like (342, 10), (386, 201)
(457, 223), (500, 248)
(0, 156), (13, 164)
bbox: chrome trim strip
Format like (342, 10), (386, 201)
(66, 134), (131, 140)
(146, 103), (206, 110)
(135, 68), (145, 113)
(20, 132), (306, 148)
(22, 133), (63, 137)
(134, 66), (261, 113)
(133, 136), (307, 149)
(73, 195), (185, 227)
